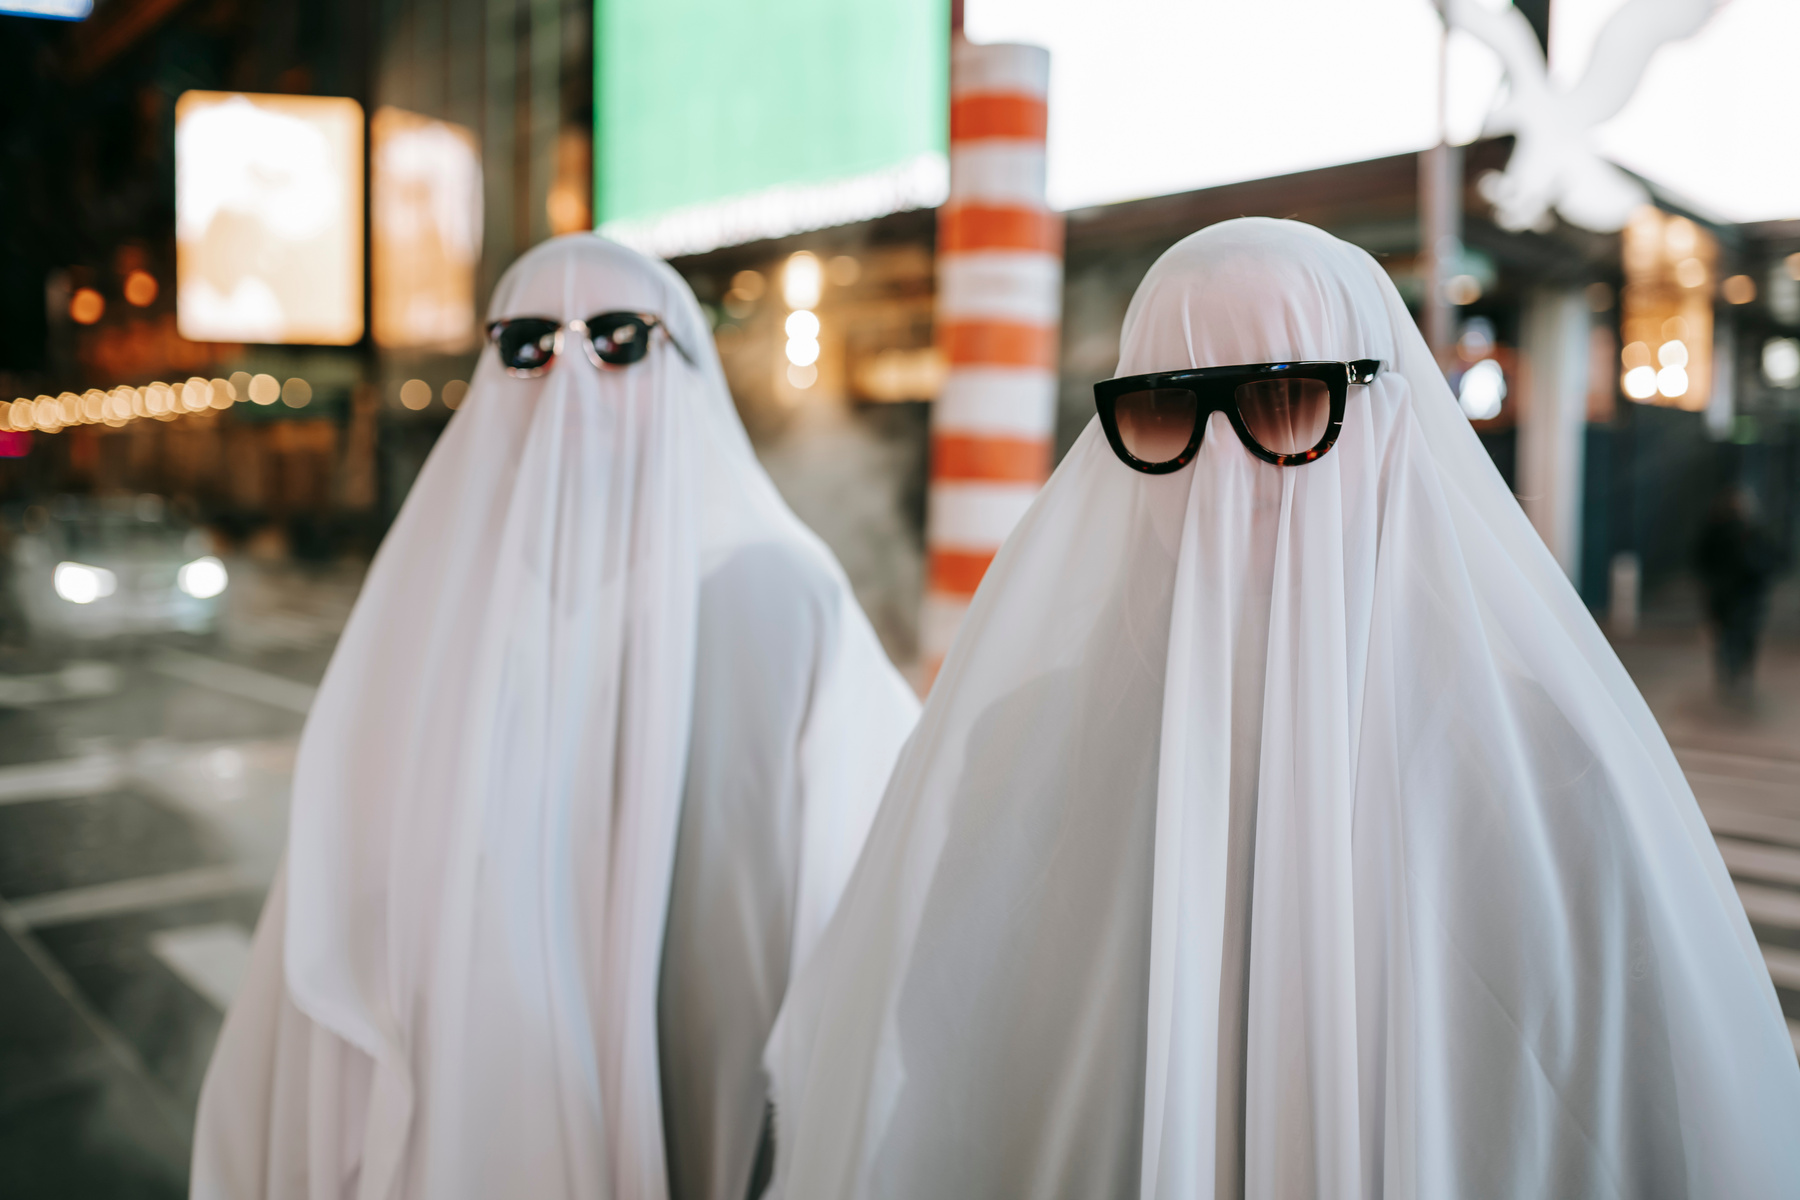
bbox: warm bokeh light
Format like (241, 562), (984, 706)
(442, 379), (469, 410)
(69, 288), (104, 325)
(787, 363), (818, 389)
(731, 270), (765, 301)
(399, 379), (432, 410)
(783, 253), (822, 310)
(1622, 365), (1659, 400)
(1445, 274), (1482, 305)
(1723, 274), (1757, 305)
(827, 255), (861, 287)
(281, 377), (313, 408)
(1620, 207), (1713, 412)
(785, 336), (820, 367)
(248, 374), (280, 404)
(123, 270), (159, 307)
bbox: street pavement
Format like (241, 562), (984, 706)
(0, 563), (1795, 1195)
(0, 559), (351, 1196)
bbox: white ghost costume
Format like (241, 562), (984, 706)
(764, 219), (1800, 1200)
(191, 235), (919, 1200)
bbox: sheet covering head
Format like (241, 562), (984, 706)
(194, 234), (918, 1200)
(766, 219), (1800, 1198)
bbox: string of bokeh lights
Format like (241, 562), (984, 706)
(4, 373), (468, 434)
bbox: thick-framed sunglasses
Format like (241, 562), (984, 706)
(1094, 359), (1382, 473)
(485, 311), (695, 376)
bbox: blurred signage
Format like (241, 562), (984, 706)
(968, 0), (1800, 222)
(175, 91), (365, 346)
(372, 107), (483, 351)
(0, 0), (91, 18)
(594, 0), (949, 258)
(1619, 206), (1714, 413)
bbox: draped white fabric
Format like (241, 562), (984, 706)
(765, 218), (1800, 1199)
(191, 234), (918, 1200)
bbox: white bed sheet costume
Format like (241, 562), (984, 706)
(765, 218), (1800, 1199)
(191, 235), (919, 1200)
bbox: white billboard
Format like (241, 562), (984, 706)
(175, 91), (365, 345)
(372, 106), (483, 350)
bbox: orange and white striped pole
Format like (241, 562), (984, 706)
(922, 38), (1061, 689)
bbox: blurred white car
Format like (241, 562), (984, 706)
(9, 496), (228, 641)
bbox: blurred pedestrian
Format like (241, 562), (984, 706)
(190, 235), (918, 1200)
(763, 219), (1800, 1199)
(1695, 486), (1780, 700)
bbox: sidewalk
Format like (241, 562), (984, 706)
(1615, 627), (1800, 765)
(1614, 620), (1800, 1053)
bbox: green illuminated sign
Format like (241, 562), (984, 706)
(595, 0), (948, 257)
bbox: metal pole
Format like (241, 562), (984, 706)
(1420, 11), (1460, 363)
(920, 39), (1061, 690)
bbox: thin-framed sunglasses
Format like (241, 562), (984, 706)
(485, 311), (695, 377)
(1094, 359), (1382, 473)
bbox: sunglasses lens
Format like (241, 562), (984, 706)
(1113, 388), (1199, 465)
(493, 320), (560, 372)
(1235, 377), (1330, 457)
(587, 315), (652, 365)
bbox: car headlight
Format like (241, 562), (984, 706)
(54, 562), (118, 605)
(177, 555), (228, 599)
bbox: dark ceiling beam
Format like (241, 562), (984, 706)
(66, 0), (196, 81)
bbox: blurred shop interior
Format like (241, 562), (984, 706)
(1, 0), (1798, 667)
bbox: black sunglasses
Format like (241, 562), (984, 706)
(485, 311), (695, 376)
(1094, 359), (1381, 473)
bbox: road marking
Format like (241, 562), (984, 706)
(1715, 837), (1800, 888)
(0, 895), (193, 1145)
(0, 754), (124, 805)
(7, 864), (257, 929)
(1736, 881), (1800, 931)
(0, 661), (121, 707)
(150, 649), (316, 715)
(150, 922), (253, 1011)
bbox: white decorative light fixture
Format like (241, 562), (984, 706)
(1444, 0), (1720, 233)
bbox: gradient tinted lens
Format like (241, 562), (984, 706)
(587, 314), (653, 365)
(493, 319), (560, 371)
(1235, 377), (1330, 456)
(1113, 388), (1199, 464)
